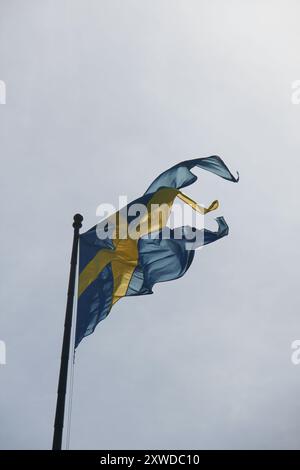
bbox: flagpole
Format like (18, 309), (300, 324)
(52, 213), (83, 450)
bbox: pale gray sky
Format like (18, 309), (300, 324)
(1, 0), (300, 449)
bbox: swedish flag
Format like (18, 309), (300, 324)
(75, 156), (238, 347)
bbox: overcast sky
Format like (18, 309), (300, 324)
(1, 0), (300, 450)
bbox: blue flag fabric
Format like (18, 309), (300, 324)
(75, 156), (238, 347)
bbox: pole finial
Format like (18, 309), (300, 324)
(73, 213), (83, 229)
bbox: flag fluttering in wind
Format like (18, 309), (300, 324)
(75, 156), (239, 347)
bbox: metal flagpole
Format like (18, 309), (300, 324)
(52, 213), (83, 450)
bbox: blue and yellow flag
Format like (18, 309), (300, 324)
(75, 156), (238, 347)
